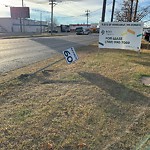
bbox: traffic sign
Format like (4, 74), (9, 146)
(63, 47), (78, 64)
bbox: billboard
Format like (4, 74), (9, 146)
(10, 7), (30, 18)
(99, 22), (144, 51)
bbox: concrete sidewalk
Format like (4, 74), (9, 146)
(0, 32), (51, 39)
(0, 32), (73, 39)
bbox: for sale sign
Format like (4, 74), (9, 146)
(99, 22), (144, 51)
(63, 47), (78, 64)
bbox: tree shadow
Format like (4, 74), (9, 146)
(133, 61), (150, 67)
(17, 72), (91, 86)
(126, 52), (150, 67)
(30, 37), (89, 54)
(78, 72), (150, 106)
(141, 43), (150, 49)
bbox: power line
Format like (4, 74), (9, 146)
(55, 2), (87, 16)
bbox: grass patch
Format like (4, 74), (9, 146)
(0, 45), (150, 149)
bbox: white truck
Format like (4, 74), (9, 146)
(75, 27), (90, 35)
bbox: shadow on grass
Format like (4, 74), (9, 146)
(78, 72), (150, 106)
(133, 61), (150, 67)
(126, 52), (150, 67)
(141, 43), (150, 49)
(17, 73), (91, 86)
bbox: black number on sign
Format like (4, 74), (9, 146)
(67, 56), (73, 63)
(64, 50), (73, 63)
(64, 51), (70, 57)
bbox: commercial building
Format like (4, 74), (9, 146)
(0, 18), (99, 33)
(0, 17), (48, 33)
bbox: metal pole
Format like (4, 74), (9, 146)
(51, 0), (54, 35)
(111, 0), (115, 22)
(22, 0), (24, 32)
(40, 12), (42, 33)
(133, 0), (138, 22)
(101, 0), (107, 22)
(85, 10), (90, 27)
(22, 0), (24, 6)
(20, 18), (22, 32)
(32, 57), (64, 75)
(130, 0), (134, 22)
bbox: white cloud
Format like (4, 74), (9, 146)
(0, 0), (149, 25)
(0, 0), (111, 24)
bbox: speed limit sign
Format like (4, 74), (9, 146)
(63, 47), (78, 64)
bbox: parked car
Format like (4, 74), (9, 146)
(75, 27), (90, 35)
(144, 32), (150, 42)
(48, 30), (58, 33)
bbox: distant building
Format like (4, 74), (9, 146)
(0, 17), (48, 33)
(69, 24), (91, 32)
(60, 25), (70, 32)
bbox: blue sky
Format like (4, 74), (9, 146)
(0, 0), (149, 26)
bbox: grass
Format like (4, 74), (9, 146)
(0, 44), (150, 150)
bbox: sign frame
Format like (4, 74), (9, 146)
(99, 22), (144, 51)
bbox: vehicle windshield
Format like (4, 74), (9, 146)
(76, 28), (83, 32)
(76, 29), (83, 32)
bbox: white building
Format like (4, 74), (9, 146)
(69, 24), (91, 32)
(0, 17), (48, 33)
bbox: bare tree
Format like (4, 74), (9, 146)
(114, 0), (150, 22)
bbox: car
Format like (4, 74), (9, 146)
(144, 32), (150, 42)
(75, 27), (90, 35)
(48, 30), (58, 33)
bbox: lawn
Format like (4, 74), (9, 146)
(0, 44), (150, 150)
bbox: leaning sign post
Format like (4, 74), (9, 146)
(30, 47), (78, 76)
(99, 22), (144, 51)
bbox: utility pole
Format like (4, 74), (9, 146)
(20, 0), (24, 32)
(51, 0), (54, 35)
(133, 0), (138, 22)
(21, 0), (24, 32)
(85, 10), (90, 27)
(40, 12), (42, 33)
(111, 0), (115, 22)
(49, 0), (57, 35)
(101, 0), (107, 22)
(130, 0), (134, 22)
(22, 0), (24, 7)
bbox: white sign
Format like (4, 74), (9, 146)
(99, 22), (144, 51)
(63, 47), (78, 64)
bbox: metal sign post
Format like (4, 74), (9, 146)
(30, 47), (78, 76)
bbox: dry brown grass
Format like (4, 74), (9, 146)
(0, 44), (150, 150)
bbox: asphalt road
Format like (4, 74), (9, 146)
(0, 34), (98, 73)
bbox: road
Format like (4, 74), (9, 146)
(0, 34), (98, 73)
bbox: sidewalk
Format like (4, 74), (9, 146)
(0, 32), (73, 39)
(0, 32), (51, 39)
